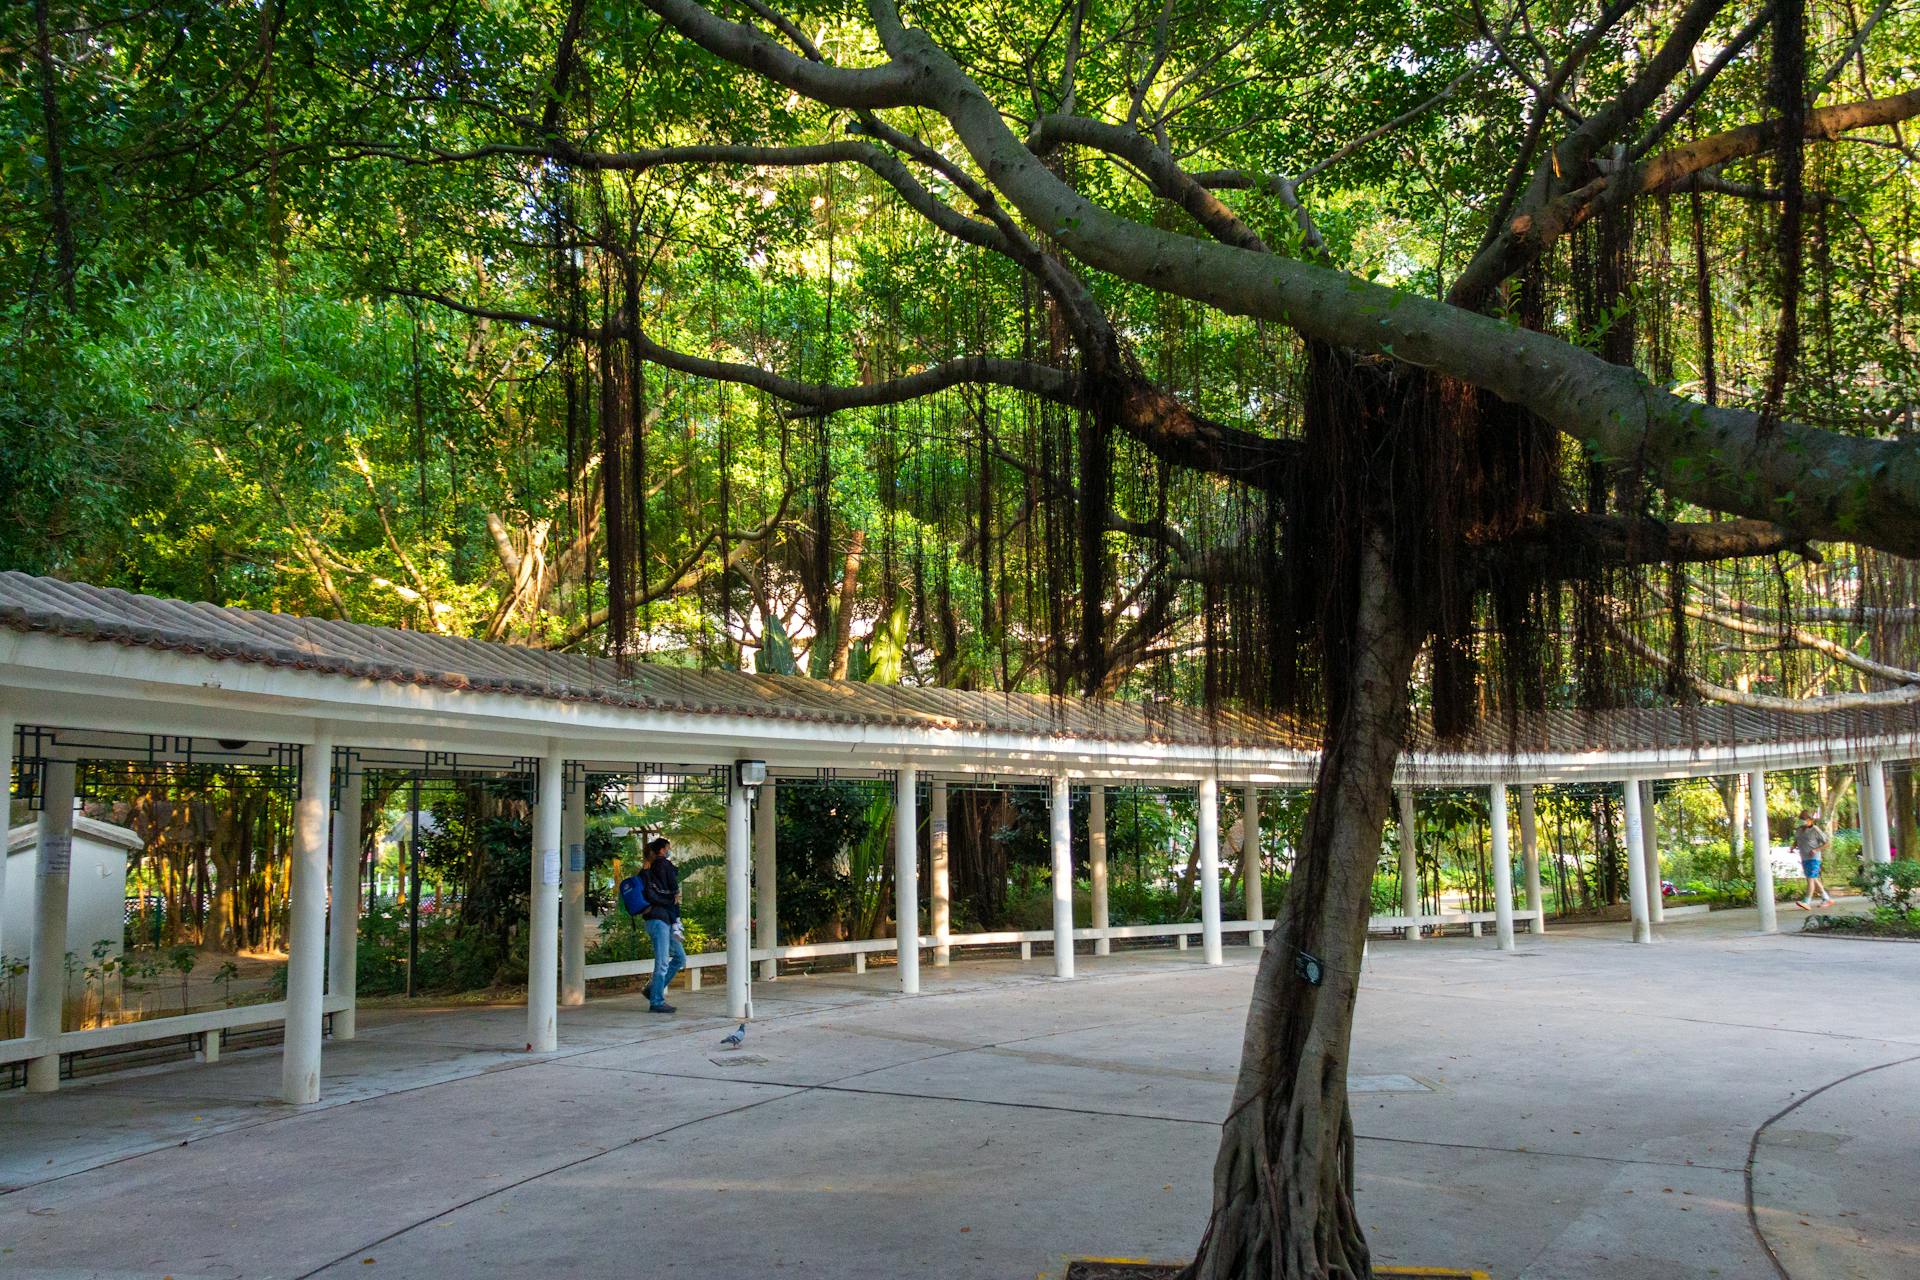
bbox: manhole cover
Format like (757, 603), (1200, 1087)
(1350, 1073), (1433, 1093)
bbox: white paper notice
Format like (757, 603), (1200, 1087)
(43, 832), (72, 875)
(542, 849), (561, 886)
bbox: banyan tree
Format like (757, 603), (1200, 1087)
(363, 0), (1920, 1275)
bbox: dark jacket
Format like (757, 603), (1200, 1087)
(642, 856), (680, 924)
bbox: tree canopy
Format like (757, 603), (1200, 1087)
(6, 0), (1918, 712)
(8, 2), (1920, 1274)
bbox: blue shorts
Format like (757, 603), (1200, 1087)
(1801, 858), (1822, 878)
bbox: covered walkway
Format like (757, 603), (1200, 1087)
(2, 913), (1916, 1279)
(2, 571), (1916, 1102)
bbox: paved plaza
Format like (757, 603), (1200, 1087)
(2, 910), (1915, 1279)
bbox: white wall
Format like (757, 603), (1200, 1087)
(4, 816), (140, 966)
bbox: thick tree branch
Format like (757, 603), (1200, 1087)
(1491, 514), (1819, 572)
(1630, 7), (1771, 161)
(1451, 0), (1731, 309)
(1029, 114), (1270, 252)
(1685, 601), (1920, 686)
(643, 0), (925, 108)
(634, 323), (1082, 412)
(1619, 627), (1920, 712)
(829, 19), (1920, 555)
(637, 0), (1920, 555)
(1461, 87), (1920, 304)
(1638, 88), (1920, 194)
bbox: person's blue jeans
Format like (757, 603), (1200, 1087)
(645, 917), (686, 1006)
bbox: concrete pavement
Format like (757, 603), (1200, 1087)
(2, 907), (1916, 1279)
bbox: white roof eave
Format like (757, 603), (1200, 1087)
(3, 629), (1915, 788)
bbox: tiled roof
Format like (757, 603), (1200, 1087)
(2, 572), (1914, 756)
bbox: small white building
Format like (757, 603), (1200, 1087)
(4, 812), (143, 966)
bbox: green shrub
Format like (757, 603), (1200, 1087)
(1369, 876), (1401, 913)
(1855, 860), (1920, 914)
(586, 910), (716, 964)
(355, 907), (529, 994)
(1684, 876), (1802, 909)
(1804, 905), (1920, 937)
(1824, 829), (1865, 888)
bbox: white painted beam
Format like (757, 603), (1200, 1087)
(1621, 780), (1652, 946)
(1397, 787), (1420, 941)
(1489, 783), (1516, 952)
(0, 709), (13, 964)
(755, 777), (779, 980)
(24, 759), (76, 1092)
(1242, 784), (1263, 950)
(1089, 784), (1110, 957)
(1517, 784), (1544, 935)
(328, 764), (365, 1037)
(895, 766), (920, 996)
(1865, 758), (1892, 865)
(1049, 775), (1074, 979)
(1640, 780), (1664, 926)
(283, 731), (334, 1102)
(1749, 769), (1777, 933)
(560, 776), (587, 1007)
(726, 774), (752, 1018)
(1198, 777), (1223, 965)
(526, 747), (562, 1052)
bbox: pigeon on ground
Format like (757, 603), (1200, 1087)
(719, 1023), (747, 1049)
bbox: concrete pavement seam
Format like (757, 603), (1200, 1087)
(549, 1058), (1750, 1176)
(287, 1086), (806, 1280)
(1741, 1050), (1920, 1280)
(281, 1019), (1058, 1276)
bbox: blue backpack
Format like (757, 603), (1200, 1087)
(618, 872), (651, 917)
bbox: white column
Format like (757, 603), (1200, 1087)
(0, 712), (14, 970)
(755, 777), (779, 980)
(1489, 783), (1517, 952)
(526, 750), (562, 1052)
(1397, 787), (1421, 940)
(1865, 758), (1892, 865)
(1749, 768), (1777, 933)
(560, 777), (587, 1007)
(894, 766), (920, 995)
(283, 731), (334, 1102)
(327, 763), (364, 1038)
(1049, 775), (1075, 979)
(1639, 780), (1664, 925)
(1089, 784), (1111, 957)
(1518, 784), (1545, 934)
(1197, 777), (1223, 966)
(24, 758), (76, 1093)
(725, 774), (752, 1018)
(930, 780), (952, 965)
(1621, 779), (1652, 945)
(1242, 784), (1263, 950)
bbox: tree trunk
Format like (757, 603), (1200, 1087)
(951, 790), (1010, 924)
(206, 812), (238, 953)
(1717, 776), (1745, 880)
(1174, 840), (1203, 918)
(1186, 524), (1421, 1280)
(827, 528), (866, 680)
(1892, 764), (1916, 861)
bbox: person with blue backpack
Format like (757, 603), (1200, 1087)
(624, 836), (684, 1013)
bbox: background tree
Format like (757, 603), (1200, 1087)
(8, 0), (1920, 1276)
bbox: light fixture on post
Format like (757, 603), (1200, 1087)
(735, 760), (767, 791)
